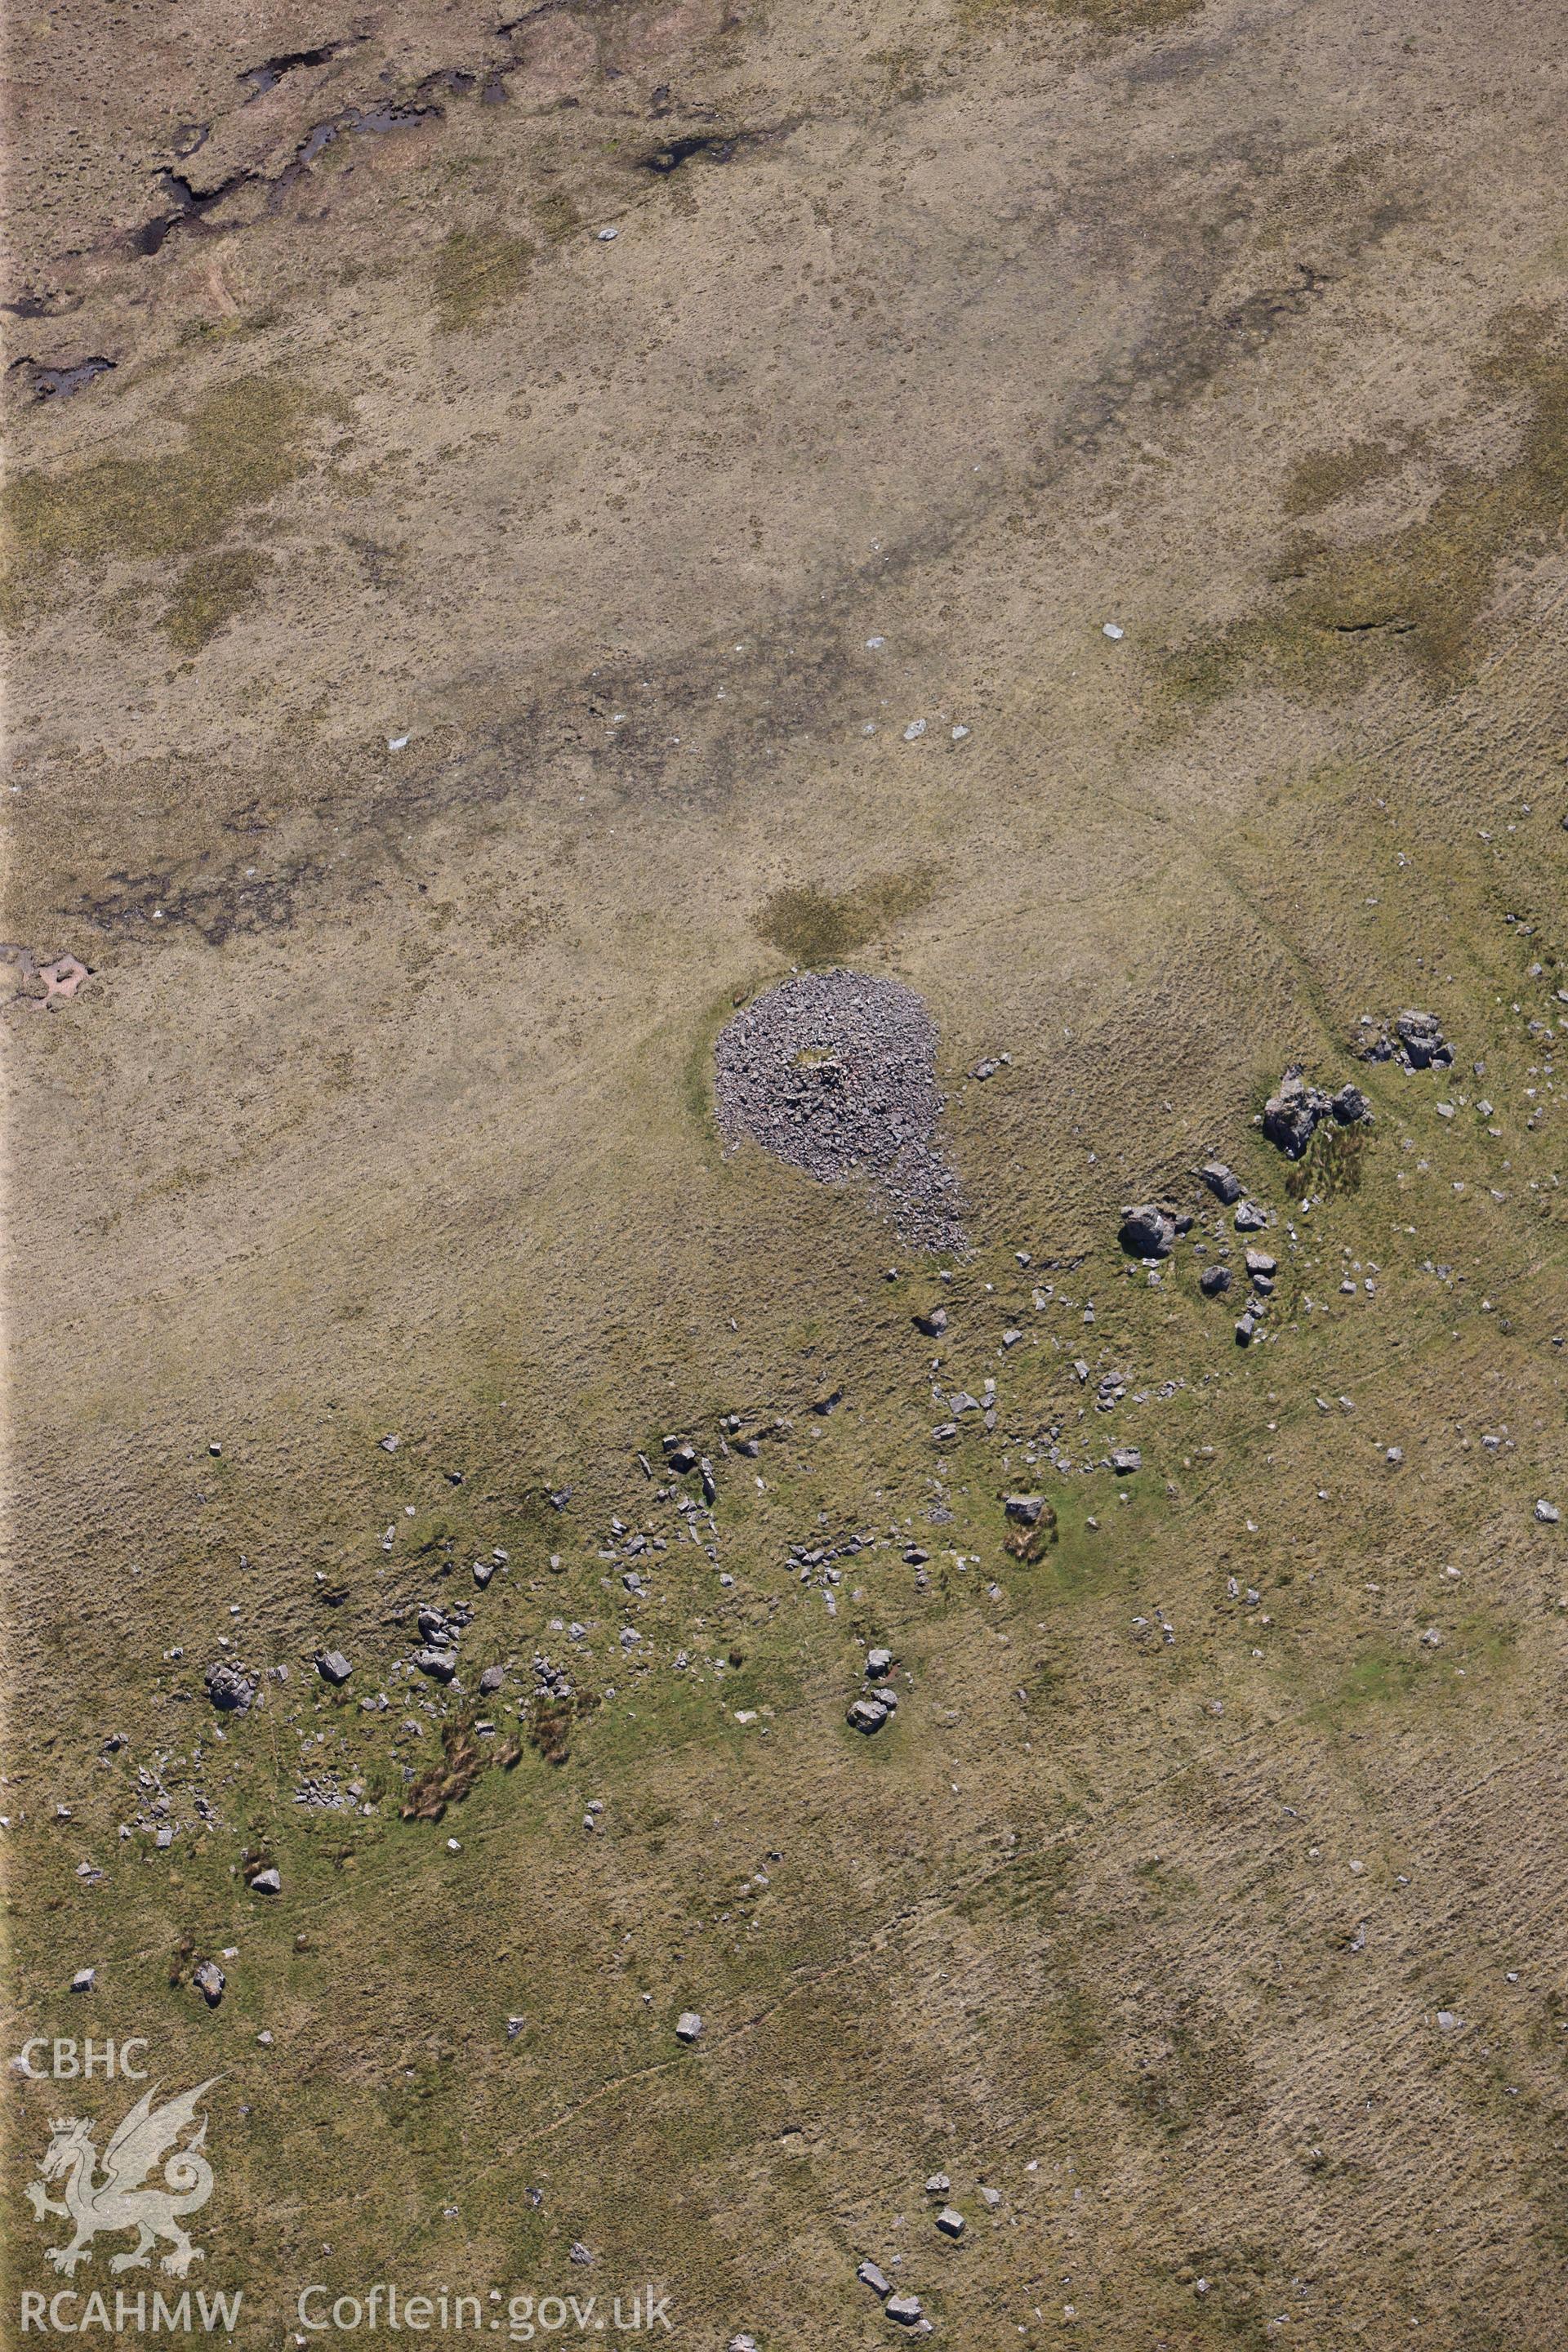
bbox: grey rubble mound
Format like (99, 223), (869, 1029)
(714, 969), (963, 1250)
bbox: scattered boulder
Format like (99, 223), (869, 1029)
(1235, 1201), (1268, 1232)
(675, 2011), (703, 2043)
(1197, 1161), (1242, 1204)
(866, 1647), (894, 1679)
(315, 1650), (352, 1686)
(193, 1959), (225, 2007)
(935, 2206), (965, 2238)
(413, 1647), (459, 1683)
(1119, 1204), (1174, 1258)
(1235, 1312), (1259, 1346)
(248, 1868), (282, 1895)
(70, 1967), (96, 1993)
(479, 1664), (506, 1695)
(1244, 1248), (1276, 1278)
(1108, 1446), (1141, 1475)
(886, 2297), (924, 2328)
(1004, 1496), (1057, 1561)
(848, 1695), (892, 1735)
(1332, 1082), (1371, 1123)
(858, 2261), (892, 2298)
(1535, 1499), (1561, 1525)
(1199, 1264), (1232, 1297)
(914, 1306), (948, 1339)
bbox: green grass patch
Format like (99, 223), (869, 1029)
(1163, 314), (1568, 709)
(432, 229), (537, 332)
(4, 375), (318, 579)
(753, 865), (936, 965)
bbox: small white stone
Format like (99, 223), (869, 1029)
(1102, 621), (1125, 640)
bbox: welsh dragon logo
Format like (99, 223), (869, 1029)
(25, 2078), (220, 2278)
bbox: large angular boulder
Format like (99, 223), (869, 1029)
(1263, 1067), (1332, 1158)
(1119, 1203), (1175, 1258)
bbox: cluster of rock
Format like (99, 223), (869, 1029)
(1116, 1160), (1283, 1346)
(1364, 1009), (1453, 1071)
(412, 1599), (473, 1683)
(847, 1646), (898, 1734)
(1231, 1246), (1279, 1345)
(660, 1432), (719, 1499)
(1262, 1067), (1371, 1159)
(203, 1658), (258, 1713)
(714, 969), (964, 1250)
(857, 2262), (927, 2330)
